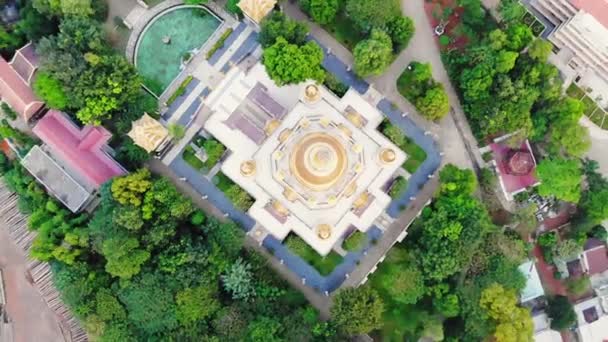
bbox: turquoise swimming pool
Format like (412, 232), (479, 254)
(136, 6), (221, 95)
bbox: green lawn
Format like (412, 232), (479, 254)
(183, 146), (205, 171)
(566, 83), (585, 99)
(582, 96), (600, 116)
(343, 231), (367, 251)
(284, 234), (343, 276)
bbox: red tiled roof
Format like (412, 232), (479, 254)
(0, 43), (43, 121)
(32, 110), (126, 189)
(491, 140), (539, 194)
(586, 245), (608, 275)
(570, 0), (608, 29)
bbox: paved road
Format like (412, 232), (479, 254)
(373, 0), (481, 171)
(0, 228), (64, 342)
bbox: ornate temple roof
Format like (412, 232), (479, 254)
(237, 0), (277, 24)
(128, 113), (169, 153)
(507, 150), (535, 176)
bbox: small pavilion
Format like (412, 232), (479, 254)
(237, 0), (277, 25)
(490, 139), (540, 201)
(128, 113), (170, 153)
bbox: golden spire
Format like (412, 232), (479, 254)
(240, 160), (256, 176)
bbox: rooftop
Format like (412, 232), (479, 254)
(0, 43), (44, 121)
(127, 113), (169, 153)
(21, 146), (93, 213)
(204, 64), (406, 256)
(519, 260), (545, 303)
(237, 0), (276, 24)
(570, 0), (608, 29)
(490, 139), (539, 200)
(32, 110), (126, 190)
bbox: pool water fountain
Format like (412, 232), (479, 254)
(135, 5), (221, 96)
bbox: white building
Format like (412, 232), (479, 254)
(529, 0), (608, 108)
(532, 313), (562, 342)
(573, 291), (608, 342)
(204, 64), (406, 256)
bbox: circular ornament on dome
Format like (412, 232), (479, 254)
(240, 160), (256, 176)
(265, 119), (280, 136)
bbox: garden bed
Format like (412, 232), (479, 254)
(284, 234), (343, 276)
(214, 171), (254, 211)
(389, 176), (409, 199)
(379, 119), (427, 174)
(343, 231), (367, 251)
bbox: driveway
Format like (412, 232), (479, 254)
(0, 227), (65, 342)
(371, 0), (480, 172)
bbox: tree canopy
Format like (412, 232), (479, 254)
(263, 37), (325, 85)
(331, 286), (384, 335)
(536, 158), (582, 203)
(353, 29), (393, 77)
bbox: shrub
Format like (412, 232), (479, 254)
(206, 28), (234, 60)
(547, 296), (576, 330)
(566, 276), (590, 296)
(389, 176), (408, 199)
(166, 76), (194, 106)
(0, 103), (18, 121)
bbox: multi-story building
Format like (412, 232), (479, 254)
(528, 0), (608, 108)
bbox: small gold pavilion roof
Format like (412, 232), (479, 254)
(237, 0), (277, 24)
(127, 113), (169, 153)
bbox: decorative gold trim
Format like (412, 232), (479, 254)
(327, 195), (337, 205)
(240, 160), (256, 176)
(346, 111), (363, 128)
(265, 119), (280, 136)
(271, 200), (289, 216)
(278, 129), (292, 143)
(319, 117), (330, 127)
(273, 150), (284, 160)
(343, 181), (357, 197)
(337, 123), (352, 137)
(317, 224), (331, 240)
(283, 187), (298, 202)
(352, 143), (363, 153)
(353, 191), (369, 209)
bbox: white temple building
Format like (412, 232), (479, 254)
(204, 64), (406, 256)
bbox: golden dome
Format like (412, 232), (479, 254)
(346, 111), (363, 128)
(278, 129), (292, 143)
(271, 200), (289, 216)
(353, 191), (369, 209)
(304, 84), (320, 103)
(240, 160), (256, 176)
(317, 224), (331, 240)
(289, 133), (348, 191)
(283, 187), (298, 202)
(265, 119), (281, 136)
(379, 148), (396, 164)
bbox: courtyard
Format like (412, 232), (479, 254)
(117, 0), (441, 293)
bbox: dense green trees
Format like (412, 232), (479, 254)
(331, 286), (384, 335)
(445, 22), (590, 157)
(397, 62), (450, 121)
(345, 0), (400, 31)
(309, 0), (338, 25)
(547, 296), (577, 330)
(536, 158), (582, 203)
(479, 283), (533, 341)
(37, 17), (140, 124)
(353, 29), (393, 77)
(263, 37), (325, 85)
(33, 71), (69, 110)
(259, 12), (308, 48)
